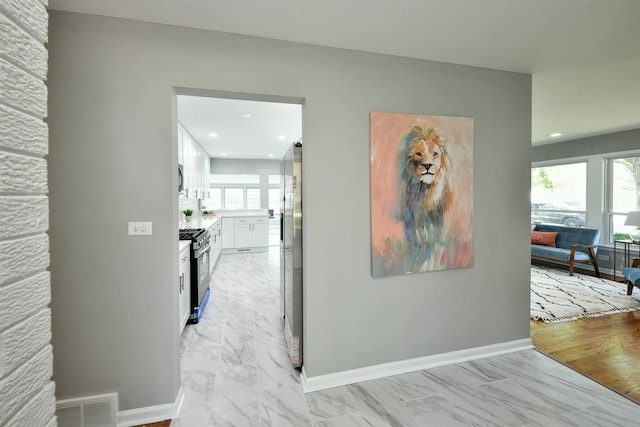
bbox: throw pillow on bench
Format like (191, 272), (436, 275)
(531, 231), (558, 247)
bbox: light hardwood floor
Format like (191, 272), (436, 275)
(530, 262), (640, 405)
(531, 310), (640, 404)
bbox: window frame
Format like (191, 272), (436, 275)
(223, 187), (245, 210)
(605, 153), (640, 242)
(246, 187), (261, 209)
(530, 160), (588, 228)
(209, 185), (264, 210)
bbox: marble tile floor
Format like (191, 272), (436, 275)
(172, 248), (640, 427)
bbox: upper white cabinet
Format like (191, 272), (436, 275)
(203, 156), (210, 199)
(178, 126), (184, 166)
(178, 123), (209, 199)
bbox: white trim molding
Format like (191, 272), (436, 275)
(116, 387), (185, 427)
(301, 338), (533, 393)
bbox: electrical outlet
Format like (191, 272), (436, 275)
(128, 222), (153, 235)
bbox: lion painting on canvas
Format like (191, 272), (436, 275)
(370, 111), (473, 277)
(397, 126), (453, 261)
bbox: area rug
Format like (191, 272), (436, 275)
(531, 266), (640, 323)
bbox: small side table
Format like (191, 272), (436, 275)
(613, 239), (640, 281)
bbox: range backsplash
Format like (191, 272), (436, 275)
(179, 197), (198, 219)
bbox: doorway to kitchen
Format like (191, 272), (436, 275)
(174, 87), (304, 385)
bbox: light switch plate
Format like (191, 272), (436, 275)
(128, 222), (152, 235)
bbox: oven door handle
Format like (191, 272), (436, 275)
(195, 242), (211, 258)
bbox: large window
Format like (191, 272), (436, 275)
(531, 162), (587, 227)
(246, 188), (261, 209)
(205, 187), (262, 210)
(268, 175), (281, 218)
(224, 188), (244, 210)
(202, 174), (264, 210)
(531, 152), (640, 245)
(608, 156), (640, 240)
(268, 188), (280, 214)
(206, 188), (222, 210)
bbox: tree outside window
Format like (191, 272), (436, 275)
(531, 163), (586, 228)
(610, 156), (640, 240)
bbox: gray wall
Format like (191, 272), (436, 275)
(48, 11), (532, 409)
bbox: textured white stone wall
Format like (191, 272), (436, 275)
(0, 0), (57, 426)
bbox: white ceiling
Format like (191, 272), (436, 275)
(49, 0), (640, 158)
(177, 96), (302, 160)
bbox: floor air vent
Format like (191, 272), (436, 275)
(56, 393), (117, 427)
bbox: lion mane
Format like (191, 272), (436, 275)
(397, 126), (453, 253)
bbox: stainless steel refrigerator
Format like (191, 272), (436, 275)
(280, 142), (303, 368)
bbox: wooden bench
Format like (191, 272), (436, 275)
(531, 224), (600, 277)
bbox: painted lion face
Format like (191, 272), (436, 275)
(407, 128), (448, 185)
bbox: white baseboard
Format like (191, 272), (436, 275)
(301, 338), (533, 393)
(117, 387), (185, 427)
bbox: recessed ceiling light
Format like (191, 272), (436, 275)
(208, 132), (219, 138)
(268, 153), (274, 157)
(220, 152), (227, 156)
(550, 132), (562, 138)
(277, 135), (286, 141)
(240, 113), (252, 118)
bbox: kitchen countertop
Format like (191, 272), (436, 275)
(179, 216), (220, 230)
(179, 210), (270, 230)
(214, 209), (270, 218)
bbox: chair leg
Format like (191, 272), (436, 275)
(588, 248), (600, 277)
(569, 260), (575, 276)
(569, 247), (576, 276)
(628, 281), (634, 296)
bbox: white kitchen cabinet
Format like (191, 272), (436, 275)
(203, 155), (210, 198)
(233, 222), (251, 248)
(178, 127), (184, 166)
(178, 123), (209, 199)
(194, 139), (202, 196)
(179, 244), (191, 333)
(182, 128), (191, 192)
(208, 220), (222, 269)
(222, 218), (235, 249)
(233, 217), (269, 249)
(251, 220), (269, 247)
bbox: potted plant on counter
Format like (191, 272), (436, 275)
(182, 209), (193, 221)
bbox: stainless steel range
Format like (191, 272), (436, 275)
(179, 228), (211, 323)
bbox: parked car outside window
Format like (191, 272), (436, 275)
(531, 203), (585, 227)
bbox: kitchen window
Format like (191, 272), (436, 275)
(205, 188), (223, 210)
(246, 188), (261, 209)
(268, 188), (280, 213)
(224, 188), (244, 210)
